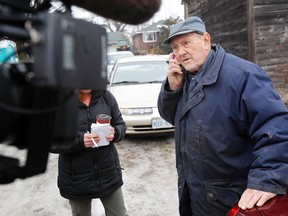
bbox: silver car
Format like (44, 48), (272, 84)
(107, 51), (134, 77)
(108, 55), (174, 136)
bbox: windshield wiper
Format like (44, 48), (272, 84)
(112, 81), (139, 85)
(140, 80), (163, 84)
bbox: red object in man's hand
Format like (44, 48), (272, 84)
(227, 194), (288, 216)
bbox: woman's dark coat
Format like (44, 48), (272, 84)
(57, 90), (126, 200)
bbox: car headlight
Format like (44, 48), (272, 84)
(121, 108), (153, 115)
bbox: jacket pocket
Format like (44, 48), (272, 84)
(99, 165), (121, 190)
(186, 120), (206, 159)
(204, 179), (247, 212)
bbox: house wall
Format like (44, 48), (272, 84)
(187, 0), (288, 94)
(187, 0), (248, 60)
(132, 34), (147, 55)
(249, 0), (288, 88)
(132, 34), (159, 55)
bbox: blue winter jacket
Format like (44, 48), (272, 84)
(158, 45), (288, 215)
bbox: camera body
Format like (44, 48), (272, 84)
(0, 1), (107, 183)
(33, 12), (107, 89)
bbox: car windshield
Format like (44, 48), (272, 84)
(108, 53), (134, 65)
(111, 60), (168, 85)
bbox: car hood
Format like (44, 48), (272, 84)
(109, 83), (162, 108)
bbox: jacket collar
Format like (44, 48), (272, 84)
(91, 90), (106, 102)
(201, 45), (225, 86)
(79, 90), (106, 106)
(179, 45), (226, 120)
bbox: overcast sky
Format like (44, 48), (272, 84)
(151, 0), (184, 21)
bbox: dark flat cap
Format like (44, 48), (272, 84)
(162, 16), (206, 44)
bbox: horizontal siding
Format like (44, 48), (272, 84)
(188, 0), (248, 59)
(253, 0), (288, 85)
(187, 0), (288, 91)
(265, 64), (288, 88)
(254, 0), (288, 6)
(254, 4), (288, 15)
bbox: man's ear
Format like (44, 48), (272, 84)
(203, 32), (211, 49)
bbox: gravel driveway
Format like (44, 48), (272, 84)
(0, 135), (179, 216)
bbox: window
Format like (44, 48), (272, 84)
(143, 32), (157, 43)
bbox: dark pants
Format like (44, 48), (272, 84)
(179, 182), (193, 216)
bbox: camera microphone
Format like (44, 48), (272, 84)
(71, 0), (161, 24)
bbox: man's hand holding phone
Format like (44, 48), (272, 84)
(167, 53), (185, 91)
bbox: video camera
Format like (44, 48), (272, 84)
(0, 0), (108, 183)
(0, 0), (161, 184)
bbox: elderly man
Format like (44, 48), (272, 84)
(158, 16), (288, 215)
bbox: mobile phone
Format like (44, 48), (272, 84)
(172, 54), (185, 71)
(172, 54), (176, 59)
